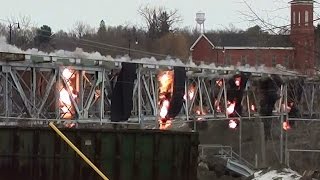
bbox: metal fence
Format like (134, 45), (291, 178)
(199, 144), (255, 169)
(284, 118), (320, 171)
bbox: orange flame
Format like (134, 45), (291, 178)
(159, 119), (172, 130)
(158, 71), (174, 94)
(159, 99), (170, 119)
(62, 68), (73, 79)
(283, 121), (291, 131)
(158, 71), (174, 130)
(194, 106), (207, 121)
(281, 103), (292, 112)
(229, 119), (238, 129)
(251, 104), (256, 111)
(227, 101), (236, 115)
(216, 105), (221, 112)
(59, 68), (77, 125)
(184, 84), (196, 101)
(235, 77), (241, 87)
(216, 79), (223, 87)
(214, 100), (222, 113)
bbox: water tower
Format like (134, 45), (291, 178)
(195, 11), (206, 33)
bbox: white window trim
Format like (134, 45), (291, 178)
(305, 10), (309, 26)
(298, 11), (301, 26)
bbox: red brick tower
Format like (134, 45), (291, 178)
(290, 0), (315, 73)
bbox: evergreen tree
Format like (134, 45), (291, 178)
(34, 25), (52, 46)
(159, 11), (170, 37)
(97, 20), (107, 40)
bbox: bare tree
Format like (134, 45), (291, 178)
(238, 0), (289, 34)
(6, 15), (32, 29)
(4, 15), (36, 48)
(0, 23), (6, 37)
(138, 5), (182, 39)
(71, 21), (94, 38)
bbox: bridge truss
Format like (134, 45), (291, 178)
(0, 52), (318, 128)
(2, 52), (320, 166)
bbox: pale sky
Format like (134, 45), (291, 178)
(0, 0), (310, 32)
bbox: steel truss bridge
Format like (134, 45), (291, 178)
(0, 52), (319, 129)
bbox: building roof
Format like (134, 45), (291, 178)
(190, 32), (293, 50)
(206, 32), (293, 47)
(189, 34), (215, 50)
(290, 0), (314, 4)
(293, 0), (313, 1)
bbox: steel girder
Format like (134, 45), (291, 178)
(0, 53), (310, 125)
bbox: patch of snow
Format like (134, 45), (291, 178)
(0, 36), (301, 76)
(186, 60), (197, 67)
(0, 36), (111, 60)
(25, 48), (47, 56)
(0, 36), (24, 54)
(198, 162), (209, 171)
(198, 61), (216, 69)
(253, 168), (302, 180)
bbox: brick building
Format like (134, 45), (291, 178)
(190, 0), (315, 73)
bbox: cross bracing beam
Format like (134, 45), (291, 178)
(37, 69), (57, 117)
(9, 69), (33, 117)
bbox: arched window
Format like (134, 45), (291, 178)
(293, 11), (296, 25)
(298, 11), (301, 26)
(305, 10), (309, 26)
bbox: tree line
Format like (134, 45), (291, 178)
(1, 6), (320, 62)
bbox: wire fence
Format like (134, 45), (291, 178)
(284, 119), (320, 171)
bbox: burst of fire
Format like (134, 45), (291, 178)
(159, 119), (172, 130)
(251, 104), (256, 111)
(194, 106), (207, 121)
(65, 122), (76, 128)
(159, 99), (170, 119)
(158, 71), (174, 94)
(158, 71), (174, 130)
(62, 68), (73, 79)
(235, 77), (241, 87)
(281, 103), (292, 112)
(288, 102), (294, 107)
(95, 90), (101, 99)
(214, 100), (222, 113)
(227, 101), (236, 115)
(216, 79), (223, 87)
(287, 102), (294, 112)
(184, 84), (196, 101)
(60, 89), (72, 113)
(283, 120), (291, 131)
(229, 119), (238, 129)
(59, 68), (77, 126)
(216, 106), (221, 112)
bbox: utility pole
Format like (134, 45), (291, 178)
(127, 27), (139, 57)
(128, 37), (138, 57)
(8, 22), (20, 44)
(128, 39), (131, 57)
